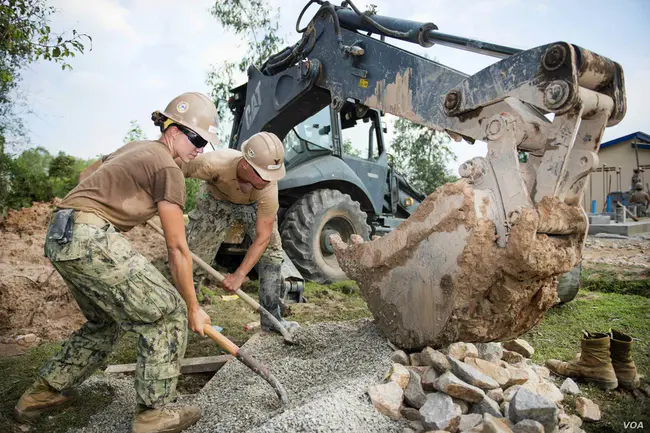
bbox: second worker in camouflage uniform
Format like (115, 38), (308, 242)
(181, 132), (299, 332)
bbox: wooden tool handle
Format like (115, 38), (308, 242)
(203, 324), (239, 356)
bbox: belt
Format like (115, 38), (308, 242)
(74, 211), (110, 228)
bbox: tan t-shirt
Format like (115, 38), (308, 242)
(181, 148), (279, 217)
(60, 140), (186, 232)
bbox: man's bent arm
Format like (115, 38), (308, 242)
(235, 214), (275, 278)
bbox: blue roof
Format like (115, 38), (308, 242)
(600, 131), (650, 149)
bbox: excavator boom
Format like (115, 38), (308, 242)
(228, 1), (626, 348)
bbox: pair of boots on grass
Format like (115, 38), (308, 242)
(546, 329), (641, 390)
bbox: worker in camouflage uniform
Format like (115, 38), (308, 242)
(181, 132), (299, 333)
(629, 182), (650, 217)
(14, 92), (218, 433)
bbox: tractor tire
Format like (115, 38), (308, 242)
(556, 263), (582, 303)
(281, 189), (370, 284)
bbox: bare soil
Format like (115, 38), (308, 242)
(0, 202), (168, 354)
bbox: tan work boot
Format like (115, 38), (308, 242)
(13, 377), (77, 423)
(610, 329), (641, 390)
(132, 405), (201, 433)
(546, 331), (618, 390)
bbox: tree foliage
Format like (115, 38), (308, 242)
(207, 0), (286, 144)
(0, 0), (90, 132)
(0, 0), (90, 216)
(389, 118), (456, 195)
(123, 119), (147, 143)
(2, 146), (95, 212)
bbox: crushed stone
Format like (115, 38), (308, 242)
(69, 319), (405, 433)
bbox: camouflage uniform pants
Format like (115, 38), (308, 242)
(186, 182), (283, 283)
(40, 221), (188, 408)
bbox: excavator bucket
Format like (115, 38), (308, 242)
(331, 182), (586, 349)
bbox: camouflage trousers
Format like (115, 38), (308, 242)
(40, 220), (188, 408)
(186, 182), (283, 283)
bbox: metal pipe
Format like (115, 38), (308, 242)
(423, 30), (522, 59)
(335, 9), (521, 58)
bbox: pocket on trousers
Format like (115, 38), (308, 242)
(45, 238), (86, 262)
(117, 269), (180, 324)
(143, 361), (181, 380)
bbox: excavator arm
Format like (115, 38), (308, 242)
(228, 1), (626, 348)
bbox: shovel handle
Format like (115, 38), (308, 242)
(203, 324), (239, 356)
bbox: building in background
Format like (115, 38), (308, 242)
(584, 131), (650, 212)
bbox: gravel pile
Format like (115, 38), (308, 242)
(70, 319), (404, 433)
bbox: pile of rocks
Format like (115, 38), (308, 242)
(368, 339), (598, 433)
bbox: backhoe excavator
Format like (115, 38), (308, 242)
(226, 0), (626, 348)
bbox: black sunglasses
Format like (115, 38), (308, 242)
(174, 124), (208, 148)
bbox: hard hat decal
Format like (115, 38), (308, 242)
(267, 164), (282, 170)
(176, 101), (189, 113)
(247, 148), (255, 158)
(208, 125), (218, 134)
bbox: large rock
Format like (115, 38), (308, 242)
(508, 388), (558, 433)
(388, 363), (411, 389)
(419, 393), (461, 432)
(421, 347), (451, 373)
(504, 365), (529, 387)
(434, 371), (486, 403)
(368, 381), (404, 420)
(459, 414), (483, 432)
(575, 397), (600, 422)
(405, 371), (427, 409)
(448, 356), (500, 390)
(487, 388), (504, 403)
(484, 413), (514, 433)
(502, 350), (526, 364)
(465, 357), (511, 388)
(391, 350), (410, 366)
(536, 379), (563, 403)
(559, 378), (580, 395)
(447, 342), (479, 361)
(513, 419), (544, 433)
(421, 366), (439, 391)
(502, 340), (535, 358)
(476, 342), (504, 364)
(470, 396), (502, 417)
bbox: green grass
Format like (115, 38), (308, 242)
(288, 281), (371, 324)
(580, 266), (650, 298)
(523, 290), (650, 432)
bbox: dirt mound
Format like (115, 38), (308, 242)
(0, 202), (168, 347)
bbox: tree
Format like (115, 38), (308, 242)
(123, 120), (147, 143)
(0, 0), (90, 216)
(0, 0), (90, 134)
(389, 118), (456, 195)
(3, 147), (95, 211)
(207, 0), (286, 144)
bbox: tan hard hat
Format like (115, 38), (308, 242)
(635, 182), (643, 190)
(241, 132), (286, 181)
(161, 92), (220, 146)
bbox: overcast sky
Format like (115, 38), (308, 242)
(19, 0), (650, 174)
